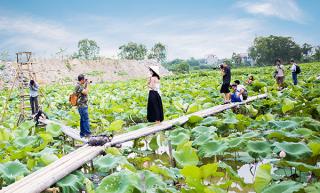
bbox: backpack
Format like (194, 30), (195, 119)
(69, 93), (78, 106)
(242, 90), (248, 100)
(295, 65), (301, 74)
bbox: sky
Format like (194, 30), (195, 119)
(0, 0), (319, 60)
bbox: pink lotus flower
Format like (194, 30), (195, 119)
(279, 150), (286, 158)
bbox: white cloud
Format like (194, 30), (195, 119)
(237, 0), (305, 23)
(0, 13), (263, 60)
(0, 15), (78, 57)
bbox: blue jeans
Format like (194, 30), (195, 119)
(292, 72), (298, 85)
(78, 106), (91, 137)
(231, 93), (242, 102)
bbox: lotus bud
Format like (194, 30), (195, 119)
(143, 161), (149, 168)
(279, 150), (286, 158)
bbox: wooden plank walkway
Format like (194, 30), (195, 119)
(0, 94), (267, 193)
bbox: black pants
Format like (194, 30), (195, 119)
(30, 96), (39, 114)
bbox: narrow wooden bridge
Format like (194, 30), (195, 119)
(0, 94), (267, 193)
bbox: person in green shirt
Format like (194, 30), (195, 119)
(75, 74), (91, 138)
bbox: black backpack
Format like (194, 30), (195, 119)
(295, 65), (301, 74)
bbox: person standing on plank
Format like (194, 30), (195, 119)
(220, 63), (231, 104)
(29, 80), (39, 115)
(274, 58), (285, 90)
(75, 74), (91, 138)
(147, 66), (164, 123)
(290, 59), (298, 85)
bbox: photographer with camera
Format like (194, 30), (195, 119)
(220, 63), (231, 104)
(75, 74), (91, 138)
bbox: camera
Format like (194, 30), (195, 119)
(85, 79), (93, 83)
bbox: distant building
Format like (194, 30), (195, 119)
(238, 53), (254, 66)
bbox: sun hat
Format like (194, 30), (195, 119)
(149, 65), (160, 76)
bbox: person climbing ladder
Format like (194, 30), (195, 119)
(147, 66), (164, 123)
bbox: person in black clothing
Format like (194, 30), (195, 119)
(147, 66), (164, 123)
(220, 63), (231, 104)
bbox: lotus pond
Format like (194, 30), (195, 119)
(0, 62), (320, 193)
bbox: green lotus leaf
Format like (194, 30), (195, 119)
(40, 153), (59, 166)
(57, 174), (83, 193)
(96, 171), (141, 193)
(282, 98), (295, 114)
(246, 105), (258, 117)
(200, 163), (224, 179)
(242, 131), (260, 139)
(13, 136), (38, 148)
(107, 120), (125, 132)
(106, 147), (122, 155)
(192, 134), (212, 147)
(180, 165), (203, 192)
(278, 161), (320, 177)
(94, 154), (126, 173)
(186, 103), (200, 114)
(262, 181), (303, 193)
(46, 123), (62, 137)
(188, 115), (204, 124)
(308, 141), (320, 157)
(0, 160), (29, 183)
(200, 116), (218, 126)
(169, 128), (190, 146)
(173, 143), (199, 167)
(191, 126), (217, 138)
(305, 182), (320, 193)
(198, 140), (228, 158)
(266, 130), (300, 142)
(218, 162), (244, 184)
(269, 120), (298, 130)
(246, 141), (271, 159)
(0, 128), (11, 141)
(139, 170), (166, 192)
(126, 123), (148, 132)
(274, 142), (312, 160)
(149, 135), (159, 151)
(149, 165), (177, 180)
(254, 163), (272, 193)
(227, 137), (244, 149)
(222, 111), (238, 124)
(17, 120), (35, 131)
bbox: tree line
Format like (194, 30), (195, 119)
(71, 39), (167, 63)
(64, 35), (320, 72)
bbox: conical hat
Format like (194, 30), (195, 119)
(149, 65), (160, 76)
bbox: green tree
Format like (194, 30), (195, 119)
(231, 52), (242, 66)
(301, 43), (313, 56)
(248, 35), (302, 65)
(77, 39), (100, 60)
(119, 42), (147, 60)
(313, 46), (320, 61)
(148, 43), (167, 63)
(174, 62), (189, 73)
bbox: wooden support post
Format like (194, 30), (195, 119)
(168, 140), (176, 168)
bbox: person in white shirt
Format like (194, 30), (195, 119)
(231, 80), (247, 102)
(290, 59), (298, 85)
(274, 58), (285, 90)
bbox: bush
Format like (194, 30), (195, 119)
(173, 62), (189, 73)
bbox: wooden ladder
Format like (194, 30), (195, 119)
(16, 52), (38, 125)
